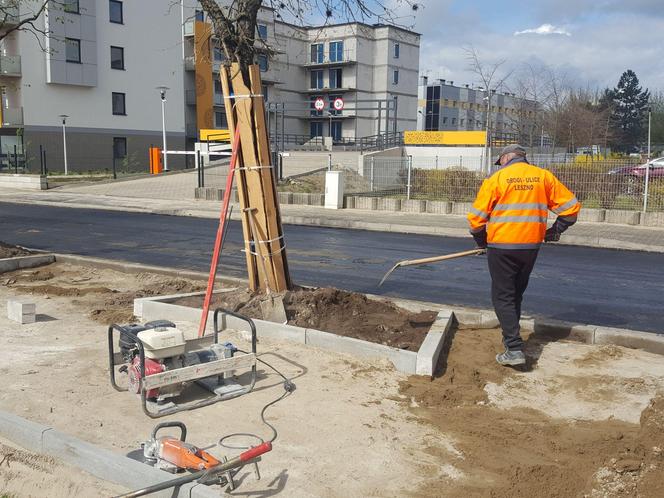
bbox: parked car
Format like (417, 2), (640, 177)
(608, 157), (664, 178)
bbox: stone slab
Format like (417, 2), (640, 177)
(425, 200), (452, 214)
(578, 208), (606, 223)
(355, 197), (378, 210)
(594, 327), (664, 355)
(401, 199), (426, 213)
(533, 320), (596, 344)
(305, 327), (417, 374)
(416, 311), (453, 376)
(0, 254), (55, 274)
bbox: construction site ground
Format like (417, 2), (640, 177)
(1, 261), (663, 497)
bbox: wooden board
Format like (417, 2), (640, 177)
(142, 353), (256, 390)
(220, 66), (258, 290)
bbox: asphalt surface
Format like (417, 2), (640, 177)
(1, 201), (663, 333)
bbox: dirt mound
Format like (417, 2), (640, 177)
(174, 286), (436, 351)
(8, 284), (114, 297)
(0, 241), (31, 258)
(400, 328), (664, 497)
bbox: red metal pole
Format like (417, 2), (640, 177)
(198, 126), (241, 337)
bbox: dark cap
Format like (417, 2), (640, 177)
(494, 144), (527, 165)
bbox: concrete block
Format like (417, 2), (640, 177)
(0, 410), (50, 452)
(310, 193), (325, 206)
(401, 199), (426, 213)
(278, 192), (293, 205)
(578, 208), (606, 223)
(252, 319), (306, 344)
(604, 209), (641, 225)
(376, 198), (401, 211)
(416, 311), (453, 376)
(425, 200), (452, 214)
(0, 254), (55, 274)
(0, 174), (47, 190)
(640, 211), (664, 227)
(7, 299), (36, 324)
(533, 320), (595, 344)
(355, 197), (378, 210)
(594, 327), (664, 355)
(343, 195), (355, 209)
(450, 202), (473, 215)
(305, 328), (417, 373)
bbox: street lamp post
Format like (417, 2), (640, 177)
(482, 89), (493, 175)
(58, 114), (69, 175)
(156, 86), (170, 172)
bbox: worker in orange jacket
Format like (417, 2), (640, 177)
(468, 144), (581, 366)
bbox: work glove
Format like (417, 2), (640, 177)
(471, 230), (487, 249)
(544, 227), (561, 242)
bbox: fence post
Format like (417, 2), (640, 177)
(459, 155), (463, 169)
(328, 153), (332, 171)
(370, 156), (375, 192)
(39, 145), (44, 175)
(643, 163), (651, 213)
(43, 148), (47, 176)
(198, 150), (204, 188)
(14, 145), (17, 173)
(407, 155), (412, 200)
(435, 155), (438, 170)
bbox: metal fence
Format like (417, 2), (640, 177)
(360, 156), (664, 211)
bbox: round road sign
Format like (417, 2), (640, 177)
(314, 98), (325, 111)
(333, 98), (345, 111)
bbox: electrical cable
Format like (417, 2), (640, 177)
(218, 350), (295, 451)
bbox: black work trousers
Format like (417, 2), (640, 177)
(487, 247), (539, 351)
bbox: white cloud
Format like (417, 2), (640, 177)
(514, 23), (571, 36)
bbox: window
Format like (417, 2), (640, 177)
(442, 117), (448, 124)
(392, 69), (399, 85)
(329, 41), (343, 62)
(460, 118), (465, 126)
(110, 46), (124, 69)
(109, 0), (123, 24)
(64, 0), (79, 13)
(113, 137), (127, 160)
(310, 43), (323, 63)
(394, 43), (400, 59)
(424, 85), (440, 131)
(112, 92), (126, 115)
(215, 111), (227, 129)
(330, 121), (342, 141)
(257, 54), (268, 72)
(213, 47), (224, 62)
(214, 79), (222, 95)
(310, 121), (323, 138)
(195, 10), (204, 21)
(262, 84), (268, 102)
(329, 68), (342, 89)
(310, 69), (323, 89)
(65, 38), (80, 63)
(257, 24), (268, 40)
(451, 117), (457, 125)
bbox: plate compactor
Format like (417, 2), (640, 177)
(108, 309), (257, 418)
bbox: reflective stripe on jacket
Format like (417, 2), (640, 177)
(467, 160), (581, 249)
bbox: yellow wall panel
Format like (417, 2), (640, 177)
(404, 130), (487, 145)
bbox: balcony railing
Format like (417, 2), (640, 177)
(1, 107), (23, 127)
(306, 49), (356, 66)
(0, 55), (20, 76)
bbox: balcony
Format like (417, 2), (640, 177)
(0, 107), (23, 127)
(0, 55), (20, 76)
(0, 1), (19, 28)
(184, 20), (194, 37)
(184, 56), (195, 71)
(306, 86), (357, 94)
(305, 50), (356, 67)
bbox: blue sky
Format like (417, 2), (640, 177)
(391, 0), (663, 92)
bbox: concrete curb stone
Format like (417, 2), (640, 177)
(0, 254), (55, 274)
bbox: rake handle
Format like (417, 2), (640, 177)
(397, 248), (485, 268)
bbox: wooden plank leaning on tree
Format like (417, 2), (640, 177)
(220, 65), (258, 291)
(229, 63), (278, 292)
(248, 64), (291, 291)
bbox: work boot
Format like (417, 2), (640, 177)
(496, 349), (526, 366)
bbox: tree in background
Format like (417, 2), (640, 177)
(603, 70), (650, 152)
(0, 1), (65, 47)
(649, 90), (664, 156)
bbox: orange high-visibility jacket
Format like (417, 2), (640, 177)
(467, 160), (581, 249)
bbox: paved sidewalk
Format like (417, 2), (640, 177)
(1, 188), (664, 252)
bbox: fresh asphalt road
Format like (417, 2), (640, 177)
(1, 201), (663, 333)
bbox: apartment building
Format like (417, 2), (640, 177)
(416, 76), (537, 140)
(185, 6), (420, 145)
(0, 0), (185, 172)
